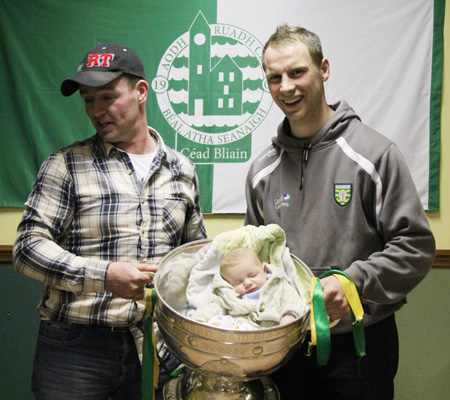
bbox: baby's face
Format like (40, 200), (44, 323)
(222, 262), (267, 296)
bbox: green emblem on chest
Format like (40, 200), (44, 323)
(334, 184), (352, 206)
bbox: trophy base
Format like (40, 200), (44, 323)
(163, 369), (279, 400)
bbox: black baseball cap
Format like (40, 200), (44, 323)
(61, 43), (146, 96)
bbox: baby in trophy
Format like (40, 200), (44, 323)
(193, 247), (304, 330)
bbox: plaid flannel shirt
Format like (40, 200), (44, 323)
(13, 127), (206, 358)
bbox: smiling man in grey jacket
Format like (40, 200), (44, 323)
(245, 24), (435, 400)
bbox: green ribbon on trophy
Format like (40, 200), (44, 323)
(142, 288), (187, 399)
(309, 269), (366, 366)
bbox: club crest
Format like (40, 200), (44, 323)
(151, 11), (272, 164)
(334, 184), (352, 207)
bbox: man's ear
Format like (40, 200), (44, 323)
(136, 79), (149, 103)
(321, 58), (330, 82)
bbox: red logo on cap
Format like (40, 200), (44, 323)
(86, 53), (115, 67)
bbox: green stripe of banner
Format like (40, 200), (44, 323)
(428, 0), (445, 211)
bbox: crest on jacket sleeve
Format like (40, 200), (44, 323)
(334, 184), (352, 206)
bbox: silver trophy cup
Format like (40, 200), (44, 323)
(154, 239), (313, 399)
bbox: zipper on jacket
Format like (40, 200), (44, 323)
(300, 142), (312, 191)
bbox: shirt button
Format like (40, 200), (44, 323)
(127, 169), (133, 175)
(259, 303), (265, 312)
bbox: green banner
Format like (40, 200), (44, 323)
(0, 0), (443, 213)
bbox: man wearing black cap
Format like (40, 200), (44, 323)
(13, 44), (206, 399)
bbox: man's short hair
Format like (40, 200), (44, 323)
(262, 24), (324, 70)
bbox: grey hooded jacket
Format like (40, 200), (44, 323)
(245, 100), (435, 333)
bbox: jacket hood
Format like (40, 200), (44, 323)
(272, 100), (361, 153)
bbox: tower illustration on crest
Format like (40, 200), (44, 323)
(188, 11), (243, 117)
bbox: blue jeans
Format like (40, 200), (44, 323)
(270, 314), (399, 400)
(32, 320), (142, 400)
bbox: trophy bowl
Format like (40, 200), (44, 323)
(154, 239), (313, 400)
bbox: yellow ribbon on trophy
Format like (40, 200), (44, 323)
(142, 289), (159, 400)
